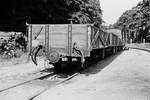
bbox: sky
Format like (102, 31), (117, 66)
(100, 0), (142, 25)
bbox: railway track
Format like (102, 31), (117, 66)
(0, 49), (122, 99)
(29, 72), (79, 100)
(28, 51), (121, 100)
(0, 68), (79, 100)
(0, 69), (55, 92)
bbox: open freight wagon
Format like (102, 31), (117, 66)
(27, 24), (123, 70)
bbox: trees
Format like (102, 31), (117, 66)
(114, 0), (150, 43)
(0, 0), (102, 32)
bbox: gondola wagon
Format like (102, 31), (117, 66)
(27, 24), (124, 71)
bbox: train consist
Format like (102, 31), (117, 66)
(27, 24), (124, 71)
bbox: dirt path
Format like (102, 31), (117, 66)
(34, 49), (150, 100)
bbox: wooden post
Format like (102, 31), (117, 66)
(44, 25), (49, 68)
(68, 24), (72, 56)
(45, 25), (49, 56)
(27, 25), (32, 61)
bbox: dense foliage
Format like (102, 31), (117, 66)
(0, 33), (27, 59)
(0, 0), (102, 33)
(114, 0), (150, 43)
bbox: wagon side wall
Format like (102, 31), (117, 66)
(48, 24), (92, 57)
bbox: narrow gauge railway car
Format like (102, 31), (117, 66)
(27, 24), (124, 70)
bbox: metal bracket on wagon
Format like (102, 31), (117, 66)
(31, 45), (43, 66)
(72, 42), (83, 56)
(72, 42), (85, 68)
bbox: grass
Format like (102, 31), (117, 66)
(0, 53), (29, 67)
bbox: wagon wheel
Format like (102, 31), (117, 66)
(47, 51), (62, 72)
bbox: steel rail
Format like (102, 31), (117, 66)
(29, 73), (79, 100)
(0, 71), (55, 92)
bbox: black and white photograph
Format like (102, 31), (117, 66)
(0, 0), (150, 100)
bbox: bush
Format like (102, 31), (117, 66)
(0, 33), (27, 59)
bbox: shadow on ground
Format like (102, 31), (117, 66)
(80, 51), (124, 76)
(41, 51), (124, 78)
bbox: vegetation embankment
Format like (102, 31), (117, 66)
(0, 33), (27, 66)
(114, 0), (150, 43)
